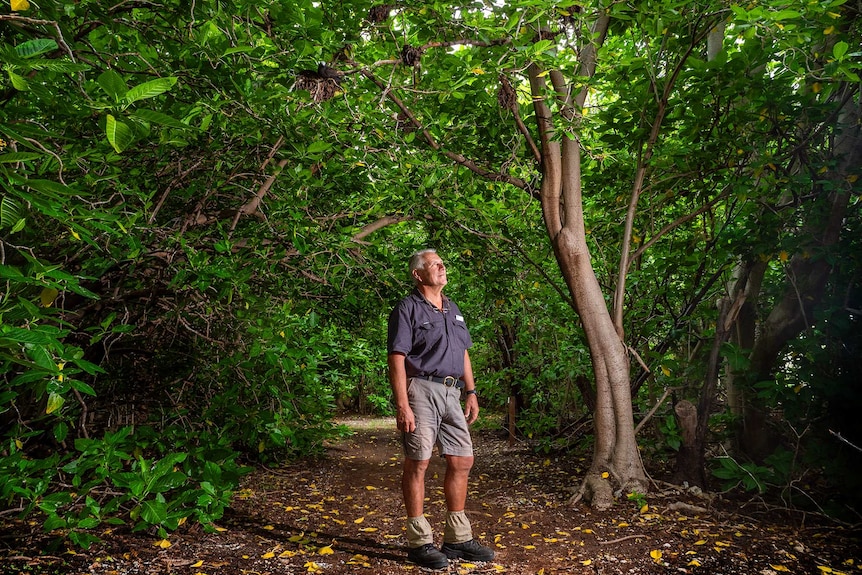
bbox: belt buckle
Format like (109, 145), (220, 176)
(443, 376), (457, 387)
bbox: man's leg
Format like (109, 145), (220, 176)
(403, 457), (430, 518)
(442, 454), (473, 512)
(439, 455), (494, 561)
(402, 457), (448, 569)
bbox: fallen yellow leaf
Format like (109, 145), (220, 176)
(263, 524), (275, 530)
(365, 485), (377, 490)
(318, 545), (334, 555)
(688, 559), (701, 566)
(650, 549), (662, 563)
(354, 517), (365, 524)
(581, 559), (592, 566)
(261, 552), (275, 559)
(771, 566), (790, 572)
(191, 560), (204, 568)
(155, 539), (171, 549)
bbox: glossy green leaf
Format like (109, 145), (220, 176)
(105, 114), (133, 153)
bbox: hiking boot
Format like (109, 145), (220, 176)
(441, 539), (496, 561)
(406, 543), (449, 569)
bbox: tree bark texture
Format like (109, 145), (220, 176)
(529, 47), (647, 507)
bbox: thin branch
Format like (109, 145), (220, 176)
(830, 429), (862, 453)
(359, 68), (529, 190)
(351, 215), (410, 243)
(634, 386), (678, 435)
(628, 188), (731, 265)
(230, 157), (289, 233)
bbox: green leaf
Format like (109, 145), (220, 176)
(8, 70), (29, 91)
(15, 39), (58, 59)
(0, 152), (43, 163)
(306, 140), (332, 154)
(141, 499), (168, 524)
(69, 379), (97, 396)
(97, 70), (128, 102)
(131, 109), (191, 129)
(0, 196), (22, 228)
(223, 45), (255, 56)
(25, 179), (78, 197)
(46, 392), (64, 414)
(771, 9), (801, 20)
(833, 41), (849, 60)
(124, 77), (178, 105)
(105, 114), (133, 153)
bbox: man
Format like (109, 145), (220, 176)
(387, 249), (496, 569)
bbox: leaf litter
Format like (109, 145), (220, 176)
(1, 416), (859, 574)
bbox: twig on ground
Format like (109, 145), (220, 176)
(598, 534), (647, 545)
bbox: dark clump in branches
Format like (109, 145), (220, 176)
(401, 44), (422, 67)
(497, 74), (517, 112)
(368, 4), (394, 23)
(295, 64), (342, 102)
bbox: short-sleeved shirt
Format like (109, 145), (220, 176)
(387, 289), (473, 379)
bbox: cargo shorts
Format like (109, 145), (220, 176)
(403, 377), (473, 460)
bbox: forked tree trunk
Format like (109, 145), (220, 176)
(528, 25), (648, 504)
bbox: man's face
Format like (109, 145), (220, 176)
(414, 253), (447, 287)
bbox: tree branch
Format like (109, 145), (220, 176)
(359, 68), (529, 190)
(351, 215), (411, 243)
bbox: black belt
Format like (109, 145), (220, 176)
(417, 375), (464, 388)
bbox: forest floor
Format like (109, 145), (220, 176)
(2, 416), (860, 575)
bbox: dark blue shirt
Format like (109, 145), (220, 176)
(387, 290), (473, 379)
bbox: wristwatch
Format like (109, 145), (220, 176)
(464, 389), (478, 397)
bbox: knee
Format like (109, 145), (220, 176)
(447, 455), (474, 473)
(404, 458), (430, 478)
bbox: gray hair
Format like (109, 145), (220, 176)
(408, 249), (438, 274)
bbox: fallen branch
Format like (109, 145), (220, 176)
(666, 501), (709, 515)
(598, 534), (647, 545)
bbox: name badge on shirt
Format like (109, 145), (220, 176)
(455, 315), (465, 322)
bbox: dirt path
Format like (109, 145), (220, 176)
(2, 417), (859, 574)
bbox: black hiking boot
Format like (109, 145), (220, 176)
(406, 543), (449, 570)
(441, 539), (496, 561)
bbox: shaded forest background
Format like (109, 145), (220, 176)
(0, 0), (860, 548)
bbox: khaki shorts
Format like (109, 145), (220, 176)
(403, 377), (473, 460)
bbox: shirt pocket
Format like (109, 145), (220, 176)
(415, 317), (444, 349)
(453, 320), (471, 348)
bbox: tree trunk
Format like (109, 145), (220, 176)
(527, 28), (648, 504)
(730, 84), (861, 461)
(671, 400), (705, 487)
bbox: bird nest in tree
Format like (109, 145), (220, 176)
(295, 69), (341, 102)
(401, 44), (422, 67)
(368, 4), (393, 23)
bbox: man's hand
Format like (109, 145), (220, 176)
(463, 394), (479, 425)
(396, 405), (416, 433)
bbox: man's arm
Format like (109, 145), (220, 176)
(462, 350), (479, 424)
(388, 352), (415, 433)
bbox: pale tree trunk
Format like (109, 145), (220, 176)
(527, 15), (648, 509)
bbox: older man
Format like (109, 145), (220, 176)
(387, 249), (496, 569)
